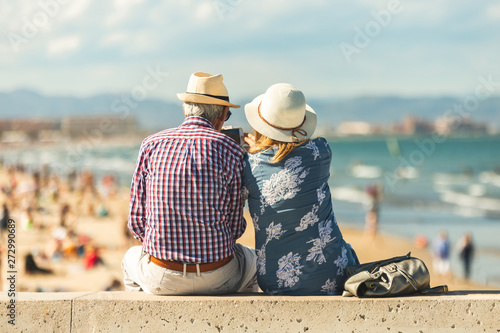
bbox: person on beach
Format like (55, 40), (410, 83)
(364, 183), (382, 238)
(122, 72), (258, 295)
(242, 83), (359, 295)
(0, 202), (9, 234)
(458, 233), (474, 279)
(433, 231), (451, 276)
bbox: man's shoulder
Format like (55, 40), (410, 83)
(140, 128), (176, 147)
(140, 127), (245, 159)
(207, 132), (246, 159)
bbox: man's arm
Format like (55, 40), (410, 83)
(227, 161), (247, 241)
(128, 142), (149, 243)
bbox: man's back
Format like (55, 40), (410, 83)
(128, 117), (246, 263)
(122, 72), (257, 295)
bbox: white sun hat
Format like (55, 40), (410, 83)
(244, 83), (317, 142)
(177, 72), (240, 108)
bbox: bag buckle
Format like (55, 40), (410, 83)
(387, 263), (398, 272)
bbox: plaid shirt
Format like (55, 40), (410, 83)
(128, 117), (247, 263)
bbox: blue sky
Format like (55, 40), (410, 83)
(1, 0), (500, 103)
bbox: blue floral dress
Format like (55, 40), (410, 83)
(243, 137), (359, 295)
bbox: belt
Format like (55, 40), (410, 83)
(149, 254), (233, 273)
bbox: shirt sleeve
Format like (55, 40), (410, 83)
(228, 158), (247, 241)
(128, 141), (148, 242)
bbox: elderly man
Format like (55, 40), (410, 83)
(122, 72), (257, 295)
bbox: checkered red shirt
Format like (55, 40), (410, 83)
(128, 117), (247, 263)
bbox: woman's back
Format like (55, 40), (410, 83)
(243, 137), (358, 295)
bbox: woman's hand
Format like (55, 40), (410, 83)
(243, 133), (256, 152)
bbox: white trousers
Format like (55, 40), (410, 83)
(121, 244), (258, 295)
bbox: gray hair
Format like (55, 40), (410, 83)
(183, 102), (225, 125)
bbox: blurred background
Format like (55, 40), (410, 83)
(1, 0), (499, 292)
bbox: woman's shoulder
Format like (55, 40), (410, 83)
(245, 137), (331, 170)
(296, 137), (331, 157)
(310, 137), (329, 147)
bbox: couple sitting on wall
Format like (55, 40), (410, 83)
(122, 72), (359, 296)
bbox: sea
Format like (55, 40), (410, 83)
(2, 135), (500, 288)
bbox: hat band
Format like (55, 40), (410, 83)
(258, 102), (307, 142)
(187, 92), (230, 103)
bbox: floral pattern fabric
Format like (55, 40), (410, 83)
(243, 137), (358, 295)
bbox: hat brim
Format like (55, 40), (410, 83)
(177, 93), (241, 108)
(244, 94), (317, 143)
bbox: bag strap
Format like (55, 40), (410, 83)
(346, 252), (412, 276)
(419, 285), (449, 295)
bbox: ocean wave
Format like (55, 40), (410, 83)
(479, 171), (500, 188)
(439, 189), (500, 213)
(468, 184), (487, 197)
(433, 172), (472, 185)
(395, 166), (419, 179)
(348, 164), (382, 179)
(452, 206), (487, 218)
(331, 186), (366, 204)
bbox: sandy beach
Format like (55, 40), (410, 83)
(0, 167), (492, 293)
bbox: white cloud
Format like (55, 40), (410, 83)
(0, 44), (15, 63)
(131, 31), (157, 51)
(0, 1), (17, 30)
(100, 32), (127, 46)
(106, 0), (146, 26)
(195, 2), (214, 20)
(47, 35), (82, 56)
(395, 2), (448, 25)
(1, 1), (45, 31)
(486, 4), (500, 19)
(60, 0), (93, 21)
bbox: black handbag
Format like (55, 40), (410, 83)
(342, 252), (448, 297)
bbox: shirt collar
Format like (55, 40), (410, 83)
(180, 116), (216, 130)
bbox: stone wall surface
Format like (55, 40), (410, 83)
(1, 292), (92, 333)
(1, 291), (499, 332)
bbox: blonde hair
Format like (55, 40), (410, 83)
(249, 131), (309, 163)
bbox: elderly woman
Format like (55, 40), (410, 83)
(243, 83), (359, 295)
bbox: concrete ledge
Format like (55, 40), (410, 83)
(1, 291), (499, 332)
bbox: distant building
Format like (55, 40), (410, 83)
(0, 115), (138, 144)
(435, 116), (489, 135)
(337, 121), (373, 136)
(400, 116), (434, 135)
(1, 131), (30, 144)
(0, 119), (60, 143)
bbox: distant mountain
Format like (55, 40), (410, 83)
(1, 90), (499, 131)
(0, 89), (184, 131)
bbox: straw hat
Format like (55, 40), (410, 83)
(244, 83), (317, 142)
(177, 72), (240, 108)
